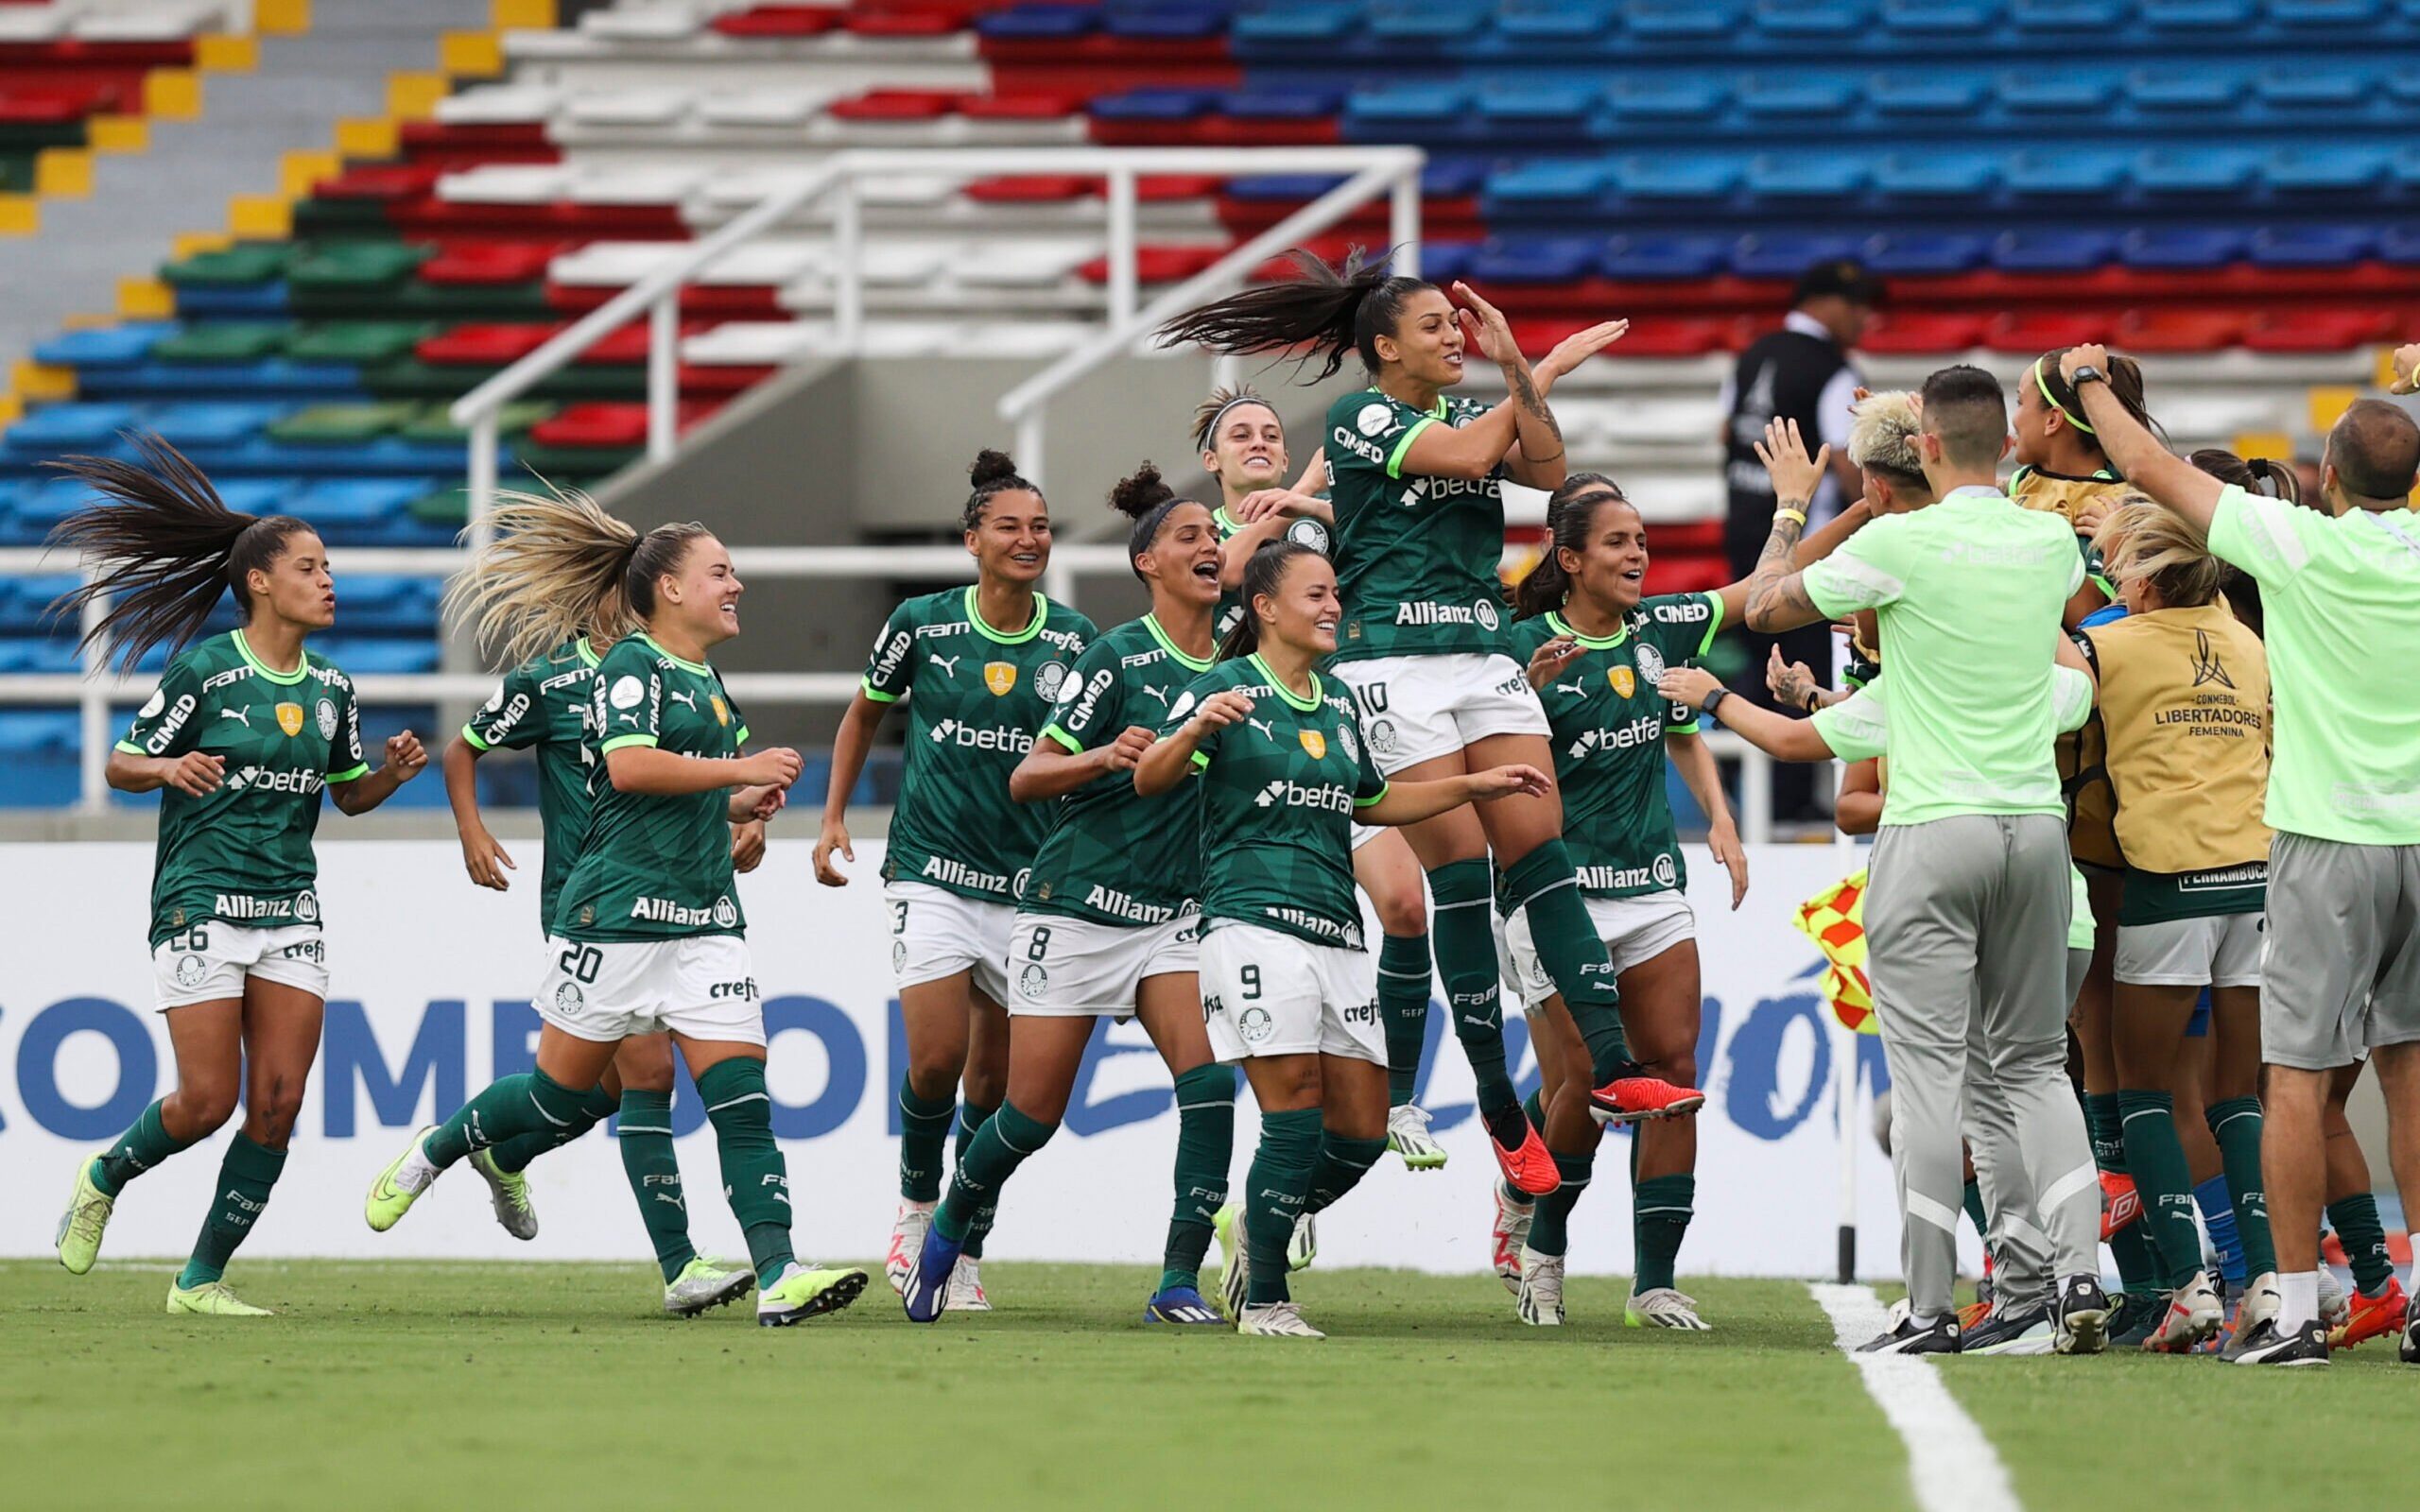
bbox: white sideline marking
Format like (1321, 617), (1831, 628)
(1808, 1282), (2023, 1512)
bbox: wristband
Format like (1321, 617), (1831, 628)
(1803, 687), (1823, 713)
(1773, 507), (1807, 528)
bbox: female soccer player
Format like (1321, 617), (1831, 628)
(901, 463), (1234, 1324)
(1133, 541), (1549, 1337)
(436, 486), (757, 1317)
(1489, 471), (1873, 1327)
(2079, 498), (2278, 1354)
(1194, 387), (1443, 1171)
(363, 520), (865, 1328)
(48, 435), (426, 1314)
(1161, 255), (1699, 1202)
(816, 450), (1097, 1310)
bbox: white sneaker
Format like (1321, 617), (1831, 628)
(1213, 1202), (1249, 1323)
(1627, 1286), (1713, 1331)
(1387, 1103), (1448, 1170)
(1237, 1300), (1324, 1338)
(1516, 1246), (1565, 1326)
(946, 1256), (992, 1313)
(1287, 1212), (1317, 1272)
(2221, 1271), (2282, 1362)
(2317, 1265), (2351, 1329)
(887, 1199), (934, 1297)
(1492, 1181), (1534, 1296)
(2146, 1272), (2223, 1352)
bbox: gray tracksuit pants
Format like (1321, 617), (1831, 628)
(1869, 814), (2100, 1319)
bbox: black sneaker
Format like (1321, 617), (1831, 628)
(2109, 1289), (2161, 1348)
(2054, 1275), (2111, 1355)
(1858, 1312), (1962, 1354)
(1963, 1303), (2054, 1355)
(2400, 1294), (2419, 1365)
(2232, 1316), (2328, 1366)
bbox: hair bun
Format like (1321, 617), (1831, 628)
(1107, 461), (1174, 520)
(969, 449), (1020, 489)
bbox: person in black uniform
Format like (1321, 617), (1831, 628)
(1718, 259), (1883, 823)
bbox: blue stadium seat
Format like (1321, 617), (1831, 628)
(1626, 0), (1741, 38)
(1468, 236), (1597, 284)
(977, 5), (1096, 39)
(2376, 225), (2420, 265)
(2009, 0), (2130, 30)
(2003, 148), (2130, 201)
(1996, 72), (2117, 114)
(1418, 242), (1479, 282)
(317, 639), (440, 675)
(2118, 227), (2247, 269)
(1743, 153), (1870, 201)
(0, 638), (78, 674)
(1223, 87), (1345, 120)
(1495, 0), (1615, 41)
(1754, 0), (1872, 34)
(1737, 75), (1860, 120)
(2268, 0), (2381, 26)
(2264, 146), (2392, 195)
(324, 574), (440, 634)
(1484, 158), (1611, 213)
(1606, 76), (1729, 123)
(2139, 0), (2253, 24)
(1233, 4), (1358, 45)
(1608, 153), (1741, 201)
(1881, 0), (2002, 30)
(1367, 1), (1492, 43)
(1991, 228), (2118, 272)
(1867, 74), (1986, 117)
(0, 710), (79, 807)
(1477, 83), (1598, 136)
(2131, 146), (2259, 198)
(1101, 5), (1227, 39)
(147, 402), (288, 450)
(2125, 70), (2244, 114)
(1863, 232), (1990, 275)
(31, 324), (174, 369)
(2248, 225), (2376, 267)
(1346, 83), (1473, 129)
(292, 478), (431, 538)
(1872, 151), (2000, 199)
(1731, 232), (1862, 279)
(2256, 73), (2365, 112)
(8, 478), (102, 534)
(0, 573), (78, 630)
(1599, 233), (1730, 280)
(6, 403), (140, 453)
(1088, 89), (1217, 123)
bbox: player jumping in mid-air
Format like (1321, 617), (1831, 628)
(50, 435), (426, 1315)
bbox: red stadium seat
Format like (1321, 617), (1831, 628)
(1982, 312), (2114, 352)
(710, 6), (844, 37)
(1857, 311), (1988, 353)
(2240, 309), (2397, 351)
(2116, 307), (2248, 352)
(828, 90), (967, 121)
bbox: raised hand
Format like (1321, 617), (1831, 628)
(385, 730), (428, 782)
(2391, 341), (2420, 396)
(1450, 281), (1517, 366)
(1535, 318), (1630, 387)
(1754, 417), (1830, 507)
(1765, 645), (1821, 710)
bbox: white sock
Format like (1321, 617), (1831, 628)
(395, 1137), (439, 1194)
(1910, 1311), (1944, 1330)
(2277, 1269), (2319, 1332)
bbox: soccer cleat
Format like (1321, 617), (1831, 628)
(2108, 1290), (2162, 1348)
(1386, 1102), (1448, 1170)
(1587, 1064), (1706, 1126)
(1213, 1202), (1249, 1324)
(2232, 1316), (2328, 1366)
(2144, 1272), (2222, 1353)
(1627, 1287), (1712, 1332)
(2099, 1170), (2141, 1241)
(2219, 1272), (2282, 1362)
(55, 1158), (114, 1276)
(165, 1280), (271, 1317)
(886, 1198), (934, 1297)
(1858, 1311), (1961, 1354)
(2329, 1277), (2409, 1349)
(2400, 1292), (2419, 1364)
(946, 1258), (992, 1313)
(1516, 1246), (1565, 1326)
(2317, 1265), (2351, 1330)
(1962, 1304), (2053, 1355)
(1143, 1285), (1223, 1326)
(2054, 1275), (2112, 1355)
(1489, 1116), (1560, 1197)
(663, 1257), (755, 1318)
(758, 1262), (869, 1328)
(1236, 1301), (1324, 1338)
(468, 1148), (537, 1242)
(900, 1226), (963, 1324)
(1491, 1182), (1534, 1296)
(1287, 1213), (1317, 1273)
(364, 1125), (439, 1232)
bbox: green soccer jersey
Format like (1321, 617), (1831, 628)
(1512, 593), (1723, 900)
(1167, 654), (1390, 950)
(1212, 505), (1332, 645)
(1322, 387), (1515, 662)
(862, 586), (1097, 903)
(1024, 614), (1214, 927)
(552, 633), (750, 943)
(461, 637), (600, 932)
(115, 629), (369, 948)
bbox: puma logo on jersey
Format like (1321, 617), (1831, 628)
(1138, 684), (1172, 709)
(1246, 717), (1278, 742)
(218, 708), (252, 728)
(1551, 679), (1587, 698)
(667, 690), (698, 712)
(929, 654), (962, 677)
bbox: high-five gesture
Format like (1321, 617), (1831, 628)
(1755, 417), (1831, 507)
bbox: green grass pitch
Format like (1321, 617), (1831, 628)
(2, 1261), (2411, 1511)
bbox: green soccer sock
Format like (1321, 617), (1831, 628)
(2327, 1192), (2396, 1294)
(1523, 1088), (1546, 1131)
(1243, 1108), (1322, 1307)
(490, 1084), (617, 1174)
(1501, 840), (1633, 1078)
(698, 1058), (793, 1288)
(957, 1101), (999, 1258)
(1162, 1064), (1236, 1293)
(426, 1070), (593, 1169)
(934, 1101), (1056, 1246)
(2086, 1091), (2158, 1294)
(1426, 860), (1518, 1117)
(1634, 1174), (1696, 1294)
(2118, 1089), (2202, 1289)
(1962, 1177), (1988, 1238)
(1378, 932), (1432, 1108)
(615, 1089), (696, 1284)
(2204, 1096), (2275, 1280)
(896, 1078), (956, 1203)
(93, 1098), (201, 1196)
(1526, 1151), (1597, 1258)
(1305, 1130), (1389, 1216)
(177, 1133), (285, 1289)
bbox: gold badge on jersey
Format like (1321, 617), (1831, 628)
(984, 662), (1016, 696)
(711, 695), (731, 727)
(1299, 730), (1327, 760)
(1608, 667), (1635, 699)
(275, 702), (305, 737)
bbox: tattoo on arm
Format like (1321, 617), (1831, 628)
(1744, 504), (1820, 629)
(1504, 361), (1562, 448)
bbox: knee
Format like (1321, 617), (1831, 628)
(615, 1040), (676, 1095)
(246, 1073), (310, 1145)
(1370, 882), (1426, 938)
(906, 1047), (967, 1098)
(175, 1078), (240, 1136)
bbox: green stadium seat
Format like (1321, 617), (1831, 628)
(265, 402), (423, 445)
(161, 242), (291, 287)
(149, 323), (293, 364)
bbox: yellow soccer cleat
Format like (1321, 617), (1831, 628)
(365, 1125), (439, 1232)
(757, 1263), (870, 1327)
(166, 1280), (272, 1317)
(56, 1158), (115, 1276)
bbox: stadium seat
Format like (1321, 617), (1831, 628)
(1983, 311), (2111, 352)
(2115, 307), (2248, 352)
(1729, 232), (1862, 279)
(1862, 232), (1989, 276)
(1858, 311), (1989, 353)
(2241, 309), (2395, 351)
(1599, 234), (1730, 280)
(2118, 227), (2247, 270)
(2247, 225), (2375, 267)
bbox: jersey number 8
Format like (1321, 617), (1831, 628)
(1025, 926), (1051, 962)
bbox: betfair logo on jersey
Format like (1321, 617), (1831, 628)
(984, 662), (1016, 696)
(276, 702), (305, 737)
(1298, 730), (1327, 760)
(926, 718), (1034, 754)
(1253, 779), (1356, 815)
(627, 895), (740, 928)
(221, 766), (326, 797)
(1564, 713), (1664, 764)
(1393, 598), (1502, 632)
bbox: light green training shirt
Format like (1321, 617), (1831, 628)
(1801, 489), (2083, 826)
(2206, 483), (2420, 845)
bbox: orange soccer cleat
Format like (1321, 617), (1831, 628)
(2329, 1277), (2410, 1349)
(1490, 1116), (1562, 1198)
(1588, 1068), (1707, 1126)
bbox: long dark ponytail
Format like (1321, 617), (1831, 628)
(1217, 539), (1322, 662)
(1159, 248), (1434, 384)
(1513, 472), (1631, 621)
(43, 431), (312, 673)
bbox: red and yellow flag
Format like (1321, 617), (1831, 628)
(1794, 868), (1878, 1035)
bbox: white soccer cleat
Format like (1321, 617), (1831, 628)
(2145, 1272), (2223, 1353)
(887, 1199), (934, 1297)
(2220, 1272), (2283, 1361)
(1491, 1181), (1534, 1296)
(1214, 1202), (1249, 1323)
(468, 1148), (538, 1241)
(946, 1257), (992, 1313)
(664, 1257), (755, 1317)
(1387, 1103), (1448, 1170)
(1237, 1300), (1324, 1338)
(1287, 1212), (1317, 1272)
(1516, 1246), (1565, 1326)
(1627, 1287), (1713, 1331)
